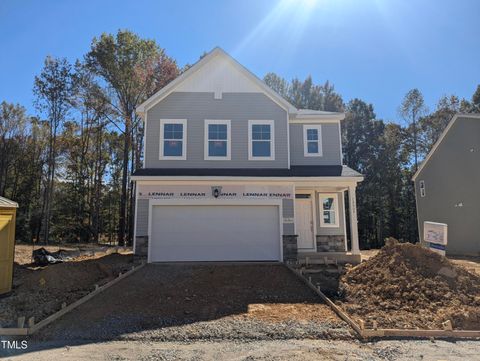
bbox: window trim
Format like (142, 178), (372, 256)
(204, 119), (231, 160)
(159, 119), (187, 160)
(303, 125), (323, 157)
(318, 193), (340, 228)
(248, 119), (275, 161)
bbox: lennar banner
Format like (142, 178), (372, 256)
(137, 184), (294, 200)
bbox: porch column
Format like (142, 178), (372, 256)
(348, 184), (360, 255)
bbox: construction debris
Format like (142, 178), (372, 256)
(339, 239), (480, 330)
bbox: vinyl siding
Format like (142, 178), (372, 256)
(415, 116), (480, 256)
(283, 198), (295, 234)
(289, 123), (342, 165)
(145, 92), (288, 168)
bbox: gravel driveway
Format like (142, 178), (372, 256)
(33, 264), (351, 341)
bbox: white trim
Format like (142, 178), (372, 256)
(303, 125), (323, 157)
(412, 114), (480, 180)
(318, 193), (340, 228)
(294, 190), (317, 251)
(204, 119), (231, 160)
(133, 183), (139, 253)
(147, 198), (283, 263)
(287, 112), (291, 169)
(289, 118), (342, 124)
(341, 190), (348, 251)
(136, 47), (296, 115)
(132, 176), (363, 183)
(248, 120), (275, 161)
(142, 111), (148, 167)
(159, 119), (187, 160)
(338, 120), (344, 163)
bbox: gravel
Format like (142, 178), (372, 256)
(32, 264), (352, 342)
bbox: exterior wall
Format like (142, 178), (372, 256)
(415, 116), (480, 256)
(315, 191), (345, 236)
(145, 92), (288, 169)
(134, 183), (295, 256)
(289, 123), (342, 166)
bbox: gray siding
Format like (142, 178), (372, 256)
(282, 198), (295, 234)
(289, 123), (342, 165)
(315, 191), (345, 236)
(415, 116), (480, 256)
(136, 199), (149, 236)
(145, 92), (288, 168)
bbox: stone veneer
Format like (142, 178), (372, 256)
(282, 235), (298, 261)
(316, 235), (346, 252)
(135, 236), (149, 256)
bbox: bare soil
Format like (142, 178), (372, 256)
(1, 249), (139, 328)
(339, 239), (480, 330)
(33, 264), (351, 341)
(362, 248), (480, 275)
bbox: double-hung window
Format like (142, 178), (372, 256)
(204, 120), (231, 160)
(159, 119), (187, 160)
(303, 125), (323, 157)
(248, 120), (275, 160)
(319, 193), (339, 227)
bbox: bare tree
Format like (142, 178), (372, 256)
(33, 56), (74, 243)
(399, 89), (428, 171)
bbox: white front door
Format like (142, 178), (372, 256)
(295, 196), (315, 250)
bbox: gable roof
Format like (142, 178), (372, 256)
(136, 47), (297, 115)
(136, 47), (344, 121)
(0, 196), (18, 208)
(412, 113), (480, 181)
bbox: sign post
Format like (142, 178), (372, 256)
(423, 221), (448, 256)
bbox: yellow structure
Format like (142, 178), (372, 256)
(0, 196), (18, 295)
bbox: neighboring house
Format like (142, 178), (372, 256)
(132, 47), (363, 263)
(413, 114), (480, 256)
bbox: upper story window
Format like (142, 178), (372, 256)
(303, 125), (323, 157)
(319, 193), (339, 228)
(159, 119), (187, 160)
(248, 120), (275, 160)
(204, 120), (231, 160)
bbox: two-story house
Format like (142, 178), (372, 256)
(132, 47), (363, 263)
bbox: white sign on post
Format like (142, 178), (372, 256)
(423, 221), (448, 256)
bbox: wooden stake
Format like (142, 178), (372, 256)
(17, 317), (25, 328)
(358, 319), (365, 330)
(28, 317), (35, 327)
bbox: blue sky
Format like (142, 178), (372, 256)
(0, 0), (479, 121)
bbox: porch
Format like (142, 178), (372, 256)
(291, 182), (361, 264)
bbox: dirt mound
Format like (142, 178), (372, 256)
(0, 253), (137, 328)
(339, 239), (480, 330)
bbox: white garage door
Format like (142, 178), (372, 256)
(150, 205), (281, 262)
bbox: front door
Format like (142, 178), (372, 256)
(295, 195), (315, 250)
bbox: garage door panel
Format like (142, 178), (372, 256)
(150, 205), (281, 262)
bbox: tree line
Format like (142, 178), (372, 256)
(264, 73), (480, 247)
(1, 29), (479, 248)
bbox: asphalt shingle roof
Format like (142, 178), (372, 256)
(132, 165), (362, 178)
